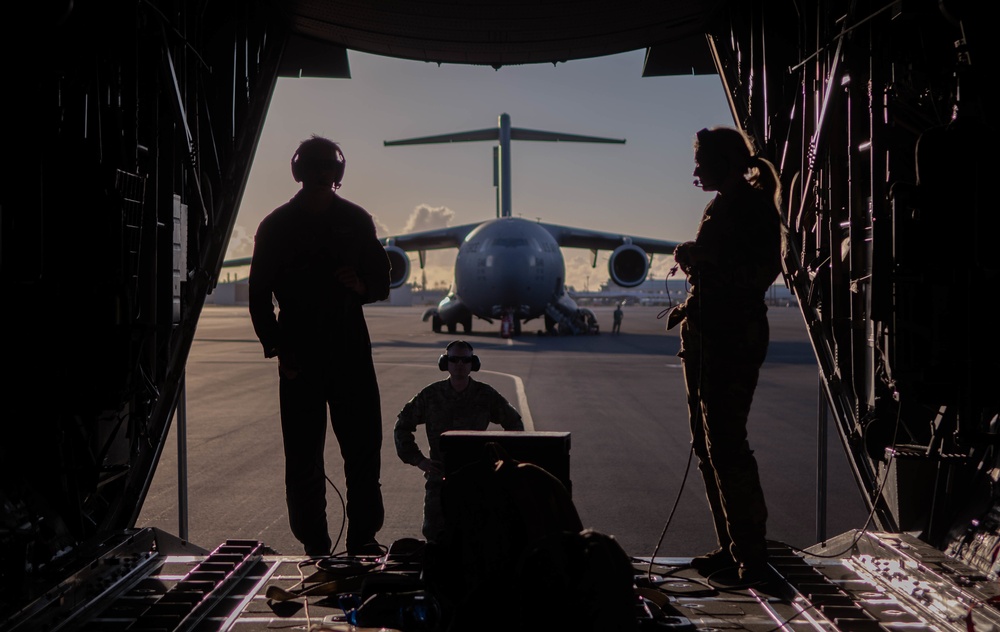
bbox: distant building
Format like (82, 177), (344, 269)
(204, 276), (793, 308)
(204, 279), (442, 306)
(574, 275), (796, 307)
(206, 278), (249, 305)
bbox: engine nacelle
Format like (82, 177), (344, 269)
(385, 245), (410, 289)
(607, 243), (649, 288)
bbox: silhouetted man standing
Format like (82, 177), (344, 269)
(249, 135), (391, 557)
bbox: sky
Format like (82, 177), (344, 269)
(226, 48), (734, 291)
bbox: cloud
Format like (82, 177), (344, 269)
(404, 204), (455, 233)
(372, 216), (391, 238)
(389, 205), (458, 288)
(562, 251), (604, 291)
(225, 224), (254, 259)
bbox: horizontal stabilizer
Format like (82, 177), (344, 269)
(384, 113), (627, 218)
(509, 128), (624, 144)
(384, 127), (625, 146)
(384, 129), (499, 145)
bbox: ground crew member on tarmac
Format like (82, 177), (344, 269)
(393, 340), (524, 543)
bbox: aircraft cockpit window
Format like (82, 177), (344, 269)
(493, 237), (529, 248)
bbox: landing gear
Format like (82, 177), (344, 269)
(500, 311), (516, 338)
(544, 314), (557, 335)
(431, 310), (471, 335)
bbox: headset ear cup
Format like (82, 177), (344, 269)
(332, 156), (345, 186)
(471, 355), (481, 371)
(289, 148), (344, 184)
(438, 355), (448, 371)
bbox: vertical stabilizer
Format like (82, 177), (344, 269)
(384, 114), (625, 218)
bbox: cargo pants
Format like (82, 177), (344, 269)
(279, 361), (384, 556)
(680, 315), (770, 567)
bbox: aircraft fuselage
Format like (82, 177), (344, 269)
(452, 217), (565, 320)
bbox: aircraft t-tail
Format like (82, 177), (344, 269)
(380, 112), (679, 337)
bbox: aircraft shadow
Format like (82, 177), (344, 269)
(372, 334), (813, 364)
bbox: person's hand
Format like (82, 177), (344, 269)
(674, 241), (697, 276)
(335, 265), (366, 295)
(278, 349), (301, 379)
(665, 304), (686, 331)
(418, 458), (443, 475)
(673, 241), (696, 268)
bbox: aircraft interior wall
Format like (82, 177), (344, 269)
(0, 0), (283, 614)
(708, 0), (999, 570)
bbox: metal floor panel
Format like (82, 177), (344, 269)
(9, 530), (1000, 631)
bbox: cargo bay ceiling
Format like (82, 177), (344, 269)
(271, 0), (721, 75)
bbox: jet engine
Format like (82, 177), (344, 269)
(607, 242), (649, 288)
(385, 245), (410, 289)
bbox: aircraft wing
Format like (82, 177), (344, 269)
(221, 223), (483, 270)
(536, 222), (680, 254)
(380, 222), (483, 250)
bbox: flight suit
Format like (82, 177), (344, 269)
(249, 190), (391, 556)
(677, 181), (782, 569)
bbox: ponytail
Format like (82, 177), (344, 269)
(749, 155), (783, 212)
(695, 126), (783, 213)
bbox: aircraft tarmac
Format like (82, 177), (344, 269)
(137, 302), (869, 560)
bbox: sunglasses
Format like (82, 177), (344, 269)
(447, 356), (473, 364)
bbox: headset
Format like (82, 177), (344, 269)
(438, 340), (480, 372)
(291, 141), (346, 186)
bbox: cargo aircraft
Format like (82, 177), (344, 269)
(378, 112), (679, 336)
